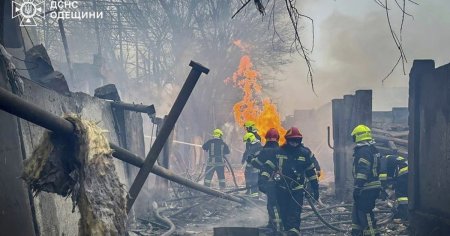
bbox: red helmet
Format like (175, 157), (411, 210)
(284, 127), (303, 139)
(265, 128), (280, 140)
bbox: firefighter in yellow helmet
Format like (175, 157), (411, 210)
(242, 132), (262, 197)
(244, 121), (262, 141)
(202, 129), (230, 189)
(351, 125), (382, 236)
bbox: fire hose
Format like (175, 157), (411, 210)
(300, 212), (394, 231)
(304, 198), (394, 233)
(197, 156), (239, 189)
(152, 202), (176, 236)
(299, 175), (392, 233)
(223, 156), (239, 188)
(305, 197), (347, 232)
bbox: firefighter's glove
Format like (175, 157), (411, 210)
(246, 154), (254, 164)
(353, 188), (362, 201)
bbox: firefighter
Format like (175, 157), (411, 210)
(379, 154), (408, 221)
(242, 132), (262, 197)
(244, 120), (262, 141)
(247, 128), (283, 232)
(261, 127), (319, 235)
(351, 124), (382, 236)
(202, 129), (230, 189)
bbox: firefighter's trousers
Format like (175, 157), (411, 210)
(204, 164), (225, 188)
(352, 189), (380, 236)
(277, 186), (303, 235)
(394, 175), (408, 220)
(260, 180), (283, 232)
(245, 165), (259, 196)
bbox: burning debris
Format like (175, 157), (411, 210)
(22, 114), (127, 235)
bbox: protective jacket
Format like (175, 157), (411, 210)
(379, 155), (408, 185)
(248, 141), (279, 169)
(353, 141), (382, 190)
(242, 140), (262, 165)
(261, 144), (318, 190)
(260, 143), (319, 235)
(202, 138), (230, 188)
(203, 138), (230, 166)
(351, 140), (381, 236)
(379, 154), (408, 219)
(242, 139), (262, 196)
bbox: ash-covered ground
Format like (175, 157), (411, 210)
(129, 180), (409, 236)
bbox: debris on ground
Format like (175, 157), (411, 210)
(22, 114), (127, 235)
(127, 180), (409, 235)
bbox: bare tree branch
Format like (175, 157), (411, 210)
(382, 0), (409, 80)
(232, 0), (252, 19)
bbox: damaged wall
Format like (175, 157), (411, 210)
(0, 76), (146, 235)
(409, 60), (450, 235)
(283, 102), (334, 173)
(331, 90), (372, 201)
(373, 107), (408, 128)
(0, 51), (37, 236)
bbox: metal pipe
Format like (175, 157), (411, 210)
(0, 86), (245, 205)
(0, 87), (74, 135)
(111, 102), (155, 115)
(327, 126), (334, 149)
(127, 61), (209, 212)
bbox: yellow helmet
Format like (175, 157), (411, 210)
(243, 132), (256, 143)
(351, 124), (372, 143)
(244, 121), (256, 128)
(213, 129), (223, 138)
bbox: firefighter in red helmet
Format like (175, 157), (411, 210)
(260, 127), (319, 235)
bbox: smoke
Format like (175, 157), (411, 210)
(272, 0), (450, 174)
(276, 0), (450, 112)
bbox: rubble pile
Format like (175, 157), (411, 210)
(372, 125), (409, 158)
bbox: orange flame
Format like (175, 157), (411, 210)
(226, 40), (286, 143)
(319, 170), (326, 182)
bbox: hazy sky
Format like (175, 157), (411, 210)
(275, 0), (450, 113)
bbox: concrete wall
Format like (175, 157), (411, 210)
(409, 60), (450, 235)
(372, 111), (392, 127)
(373, 107), (408, 129)
(0, 77), (146, 235)
(0, 54), (37, 236)
(331, 90), (372, 201)
(283, 103), (334, 173)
